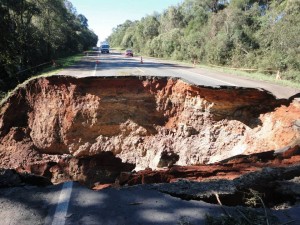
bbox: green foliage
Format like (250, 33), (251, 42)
(282, 70), (300, 83)
(257, 0), (300, 72)
(0, 0), (98, 93)
(108, 0), (299, 83)
(108, 20), (136, 48)
(0, 53), (83, 106)
(205, 32), (233, 65)
(142, 16), (160, 39)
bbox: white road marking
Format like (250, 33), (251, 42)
(135, 67), (145, 74)
(92, 63), (98, 76)
(179, 69), (236, 86)
(51, 182), (73, 225)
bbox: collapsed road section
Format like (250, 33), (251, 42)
(0, 75), (299, 187)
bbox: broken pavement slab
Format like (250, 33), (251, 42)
(1, 180), (299, 225)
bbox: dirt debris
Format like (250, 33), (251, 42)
(0, 75), (299, 190)
(0, 168), (51, 187)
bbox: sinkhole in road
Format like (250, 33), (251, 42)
(0, 75), (300, 207)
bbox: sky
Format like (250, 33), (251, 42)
(69, 0), (183, 45)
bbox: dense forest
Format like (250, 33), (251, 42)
(0, 0), (98, 96)
(108, 0), (300, 82)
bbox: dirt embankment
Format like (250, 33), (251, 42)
(0, 75), (299, 186)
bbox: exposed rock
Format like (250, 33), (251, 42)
(0, 168), (22, 187)
(17, 152), (135, 187)
(1, 75), (300, 213)
(145, 163), (300, 208)
(274, 145), (300, 158)
(119, 147), (300, 186)
(157, 150), (179, 168)
(19, 172), (52, 187)
(0, 75), (299, 182)
(0, 168), (52, 187)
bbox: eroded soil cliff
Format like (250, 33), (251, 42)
(0, 75), (299, 186)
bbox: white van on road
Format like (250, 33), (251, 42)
(100, 44), (110, 54)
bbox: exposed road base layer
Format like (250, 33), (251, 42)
(0, 75), (299, 188)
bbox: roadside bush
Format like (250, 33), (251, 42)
(171, 49), (184, 61)
(108, 0), (299, 84)
(282, 70), (300, 83)
(205, 33), (233, 65)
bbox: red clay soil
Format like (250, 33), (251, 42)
(92, 145), (300, 190)
(0, 76), (299, 187)
(125, 148), (300, 185)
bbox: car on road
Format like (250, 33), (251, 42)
(100, 44), (110, 54)
(125, 49), (133, 57)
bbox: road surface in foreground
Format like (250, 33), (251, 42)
(1, 182), (300, 225)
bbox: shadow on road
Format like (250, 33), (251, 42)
(62, 53), (191, 73)
(66, 182), (221, 225)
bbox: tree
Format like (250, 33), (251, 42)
(78, 14), (88, 28)
(142, 16), (159, 39)
(0, 0), (98, 95)
(159, 6), (185, 33)
(107, 0), (299, 81)
(257, 0), (300, 78)
(108, 20), (135, 47)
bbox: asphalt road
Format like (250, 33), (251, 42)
(1, 182), (300, 225)
(0, 182), (223, 225)
(58, 51), (300, 99)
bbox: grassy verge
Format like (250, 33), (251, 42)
(131, 51), (300, 90)
(0, 53), (84, 106)
(199, 65), (300, 89)
(38, 53), (84, 76)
